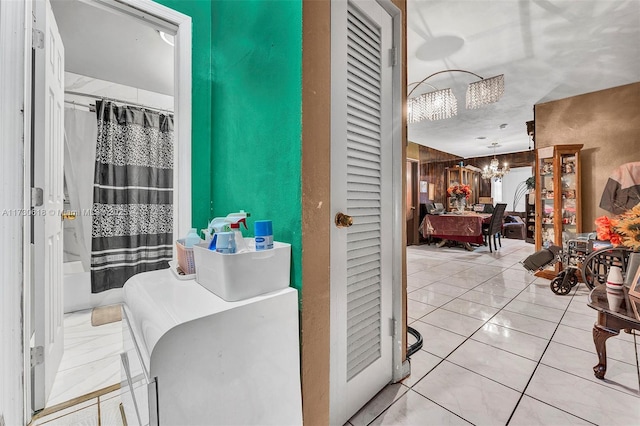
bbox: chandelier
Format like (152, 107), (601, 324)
(408, 70), (504, 123)
(481, 142), (510, 181)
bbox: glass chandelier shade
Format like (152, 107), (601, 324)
(407, 70), (504, 123)
(466, 74), (504, 109)
(408, 88), (457, 123)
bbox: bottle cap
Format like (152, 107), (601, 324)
(254, 220), (272, 237)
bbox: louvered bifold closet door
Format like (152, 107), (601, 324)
(345, 3), (383, 381)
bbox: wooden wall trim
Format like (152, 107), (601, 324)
(301, 0), (331, 424)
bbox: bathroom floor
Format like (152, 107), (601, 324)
(31, 309), (123, 425)
(29, 239), (640, 425)
(348, 238), (640, 425)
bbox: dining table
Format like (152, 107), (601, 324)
(419, 211), (492, 247)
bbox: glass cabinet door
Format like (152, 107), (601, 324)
(539, 156), (555, 248)
(560, 153), (578, 244)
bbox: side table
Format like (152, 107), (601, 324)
(587, 285), (640, 379)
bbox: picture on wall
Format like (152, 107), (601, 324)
(629, 265), (640, 299)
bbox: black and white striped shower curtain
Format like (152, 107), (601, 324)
(91, 100), (174, 293)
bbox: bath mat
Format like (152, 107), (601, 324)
(91, 304), (122, 326)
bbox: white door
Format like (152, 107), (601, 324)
(330, 0), (395, 423)
(32, 0), (65, 410)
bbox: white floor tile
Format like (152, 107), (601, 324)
(47, 354), (120, 407)
(421, 281), (470, 298)
(509, 395), (593, 425)
(471, 322), (549, 362)
(489, 310), (558, 340)
(409, 320), (468, 358)
(99, 393), (124, 426)
(502, 299), (566, 323)
(541, 341), (640, 396)
(412, 361), (522, 426)
(472, 282), (523, 299)
(458, 289), (512, 309)
(447, 339), (538, 391)
(552, 324), (639, 366)
(348, 383), (409, 426)
(407, 299), (437, 321)
(369, 389), (472, 426)
(560, 309), (598, 332)
(440, 298), (500, 321)
(407, 288), (456, 307)
(401, 350), (442, 388)
(420, 308), (487, 337)
(525, 364), (640, 425)
(33, 402), (98, 425)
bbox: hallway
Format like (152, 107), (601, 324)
(348, 239), (640, 425)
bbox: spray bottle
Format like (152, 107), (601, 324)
(204, 211), (251, 253)
(226, 211), (250, 253)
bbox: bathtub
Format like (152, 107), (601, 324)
(63, 261), (123, 313)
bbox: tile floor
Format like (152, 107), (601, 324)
(348, 238), (640, 425)
(30, 239), (640, 425)
(31, 309), (123, 425)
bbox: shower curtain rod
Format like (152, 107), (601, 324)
(64, 90), (174, 114)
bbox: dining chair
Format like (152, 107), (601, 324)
(482, 203), (507, 253)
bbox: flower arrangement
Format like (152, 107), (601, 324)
(447, 184), (472, 200)
(595, 202), (640, 251)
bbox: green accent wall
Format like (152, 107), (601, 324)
(210, 1), (303, 296)
(156, 0), (303, 296)
(154, 0), (213, 231)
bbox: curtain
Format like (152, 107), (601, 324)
(91, 100), (174, 293)
(64, 107), (98, 270)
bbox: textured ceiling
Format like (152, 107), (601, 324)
(407, 0), (640, 158)
(51, 0), (640, 157)
(51, 0), (174, 96)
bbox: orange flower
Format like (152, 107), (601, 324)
(595, 216), (614, 241)
(595, 202), (640, 249)
(447, 184), (472, 199)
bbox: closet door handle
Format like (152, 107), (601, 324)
(335, 212), (353, 228)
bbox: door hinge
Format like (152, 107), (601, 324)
(32, 28), (44, 49)
(31, 187), (43, 207)
(31, 346), (44, 367)
(390, 318), (397, 336)
(389, 47), (397, 67)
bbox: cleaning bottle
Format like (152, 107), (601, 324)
(183, 228), (202, 248)
(226, 211), (250, 253)
(229, 222), (249, 253)
(254, 220), (273, 251)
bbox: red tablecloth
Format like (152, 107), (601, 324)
(419, 213), (491, 244)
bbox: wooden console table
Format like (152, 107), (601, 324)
(587, 285), (640, 379)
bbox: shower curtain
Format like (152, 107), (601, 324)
(91, 100), (174, 293)
(64, 107), (98, 270)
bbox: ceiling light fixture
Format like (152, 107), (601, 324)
(407, 70), (504, 123)
(481, 142), (510, 181)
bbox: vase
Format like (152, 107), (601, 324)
(606, 265), (624, 312)
(453, 197), (466, 212)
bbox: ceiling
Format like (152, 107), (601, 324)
(51, 0), (640, 157)
(407, 0), (640, 158)
(51, 0), (174, 96)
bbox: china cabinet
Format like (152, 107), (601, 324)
(525, 192), (535, 244)
(535, 144), (583, 276)
(446, 166), (479, 210)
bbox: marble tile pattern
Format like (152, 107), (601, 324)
(40, 239), (640, 425)
(351, 239), (640, 425)
(45, 309), (122, 410)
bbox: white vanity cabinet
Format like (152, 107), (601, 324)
(119, 269), (302, 425)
